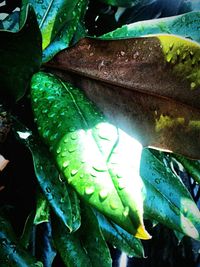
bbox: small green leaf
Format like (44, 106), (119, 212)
(19, 212), (35, 249)
(13, 119), (81, 233)
(101, 11), (200, 44)
(0, 215), (43, 267)
(0, 5), (42, 101)
(34, 189), (50, 225)
(140, 148), (200, 240)
(173, 154), (200, 184)
(31, 71), (150, 239)
(96, 211), (145, 258)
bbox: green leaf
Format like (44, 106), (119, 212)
(0, 215), (43, 267)
(34, 189), (50, 225)
(30, 71), (151, 240)
(53, 203), (112, 267)
(140, 148), (200, 240)
(96, 211), (145, 258)
(19, 212), (35, 249)
(13, 119), (81, 233)
(101, 11), (200, 44)
(172, 154), (200, 184)
(21, 0), (88, 62)
(0, 5), (42, 101)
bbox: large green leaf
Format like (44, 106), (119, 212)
(21, 0), (88, 62)
(13, 119), (81, 233)
(0, 5), (42, 101)
(0, 215), (43, 267)
(47, 35), (200, 159)
(101, 11), (200, 44)
(96, 211), (144, 258)
(30, 71), (150, 240)
(140, 148), (200, 240)
(53, 204), (112, 267)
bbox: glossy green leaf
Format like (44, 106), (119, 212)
(140, 148), (200, 240)
(13, 119), (81, 233)
(101, 11), (200, 44)
(53, 203), (112, 267)
(30, 71), (151, 240)
(34, 189), (50, 225)
(0, 5), (42, 101)
(172, 154), (200, 184)
(21, 0), (88, 62)
(0, 215), (43, 267)
(96, 211), (144, 258)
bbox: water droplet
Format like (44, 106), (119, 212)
(166, 53), (173, 63)
(99, 189), (108, 200)
(71, 133), (77, 140)
(110, 200), (117, 210)
(71, 169), (78, 176)
(63, 161), (70, 168)
(60, 197), (65, 203)
(64, 138), (68, 143)
(68, 147), (76, 153)
(155, 178), (160, 184)
(46, 187), (51, 193)
(123, 206), (129, 217)
(118, 180), (126, 190)
(169, 43), (174, 50)
(85, 186), (95, 195)
(56, 147), (61, 154)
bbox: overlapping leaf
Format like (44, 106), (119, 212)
(47, 35), (200, 159)
(140, 148), (200, 240)
(13, 119), (81, 233)
(21, 0), (88, 62)
(0, 215), (43, 267)
(0, 5), (42, 101)
(53, 204), (112, 267)
(30, 71), (150, 240)
(96, 211), (144, 258)
(101, 11), (200, 43)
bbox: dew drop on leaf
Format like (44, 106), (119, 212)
(99, 189), (108, 200)
(63, 160), (70, 168)
(71, 169), (78, 176)
(85, 186), (95, 195)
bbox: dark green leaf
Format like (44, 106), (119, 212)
(101, 11), (200, 44)
(0, 215), (43, 267)
(96, 211), (144, 258)
(78, 204), (112, 267)
(31, 71), (150, 239)
(0, 5), (42, 101)
(21, 0), (88, 62)
(140, 148), (200, 240)
(52, 216), (92, 267)
(53, 203), (112, 267)
(13, 118), (81, 233)
(172, 154), (200, 184)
